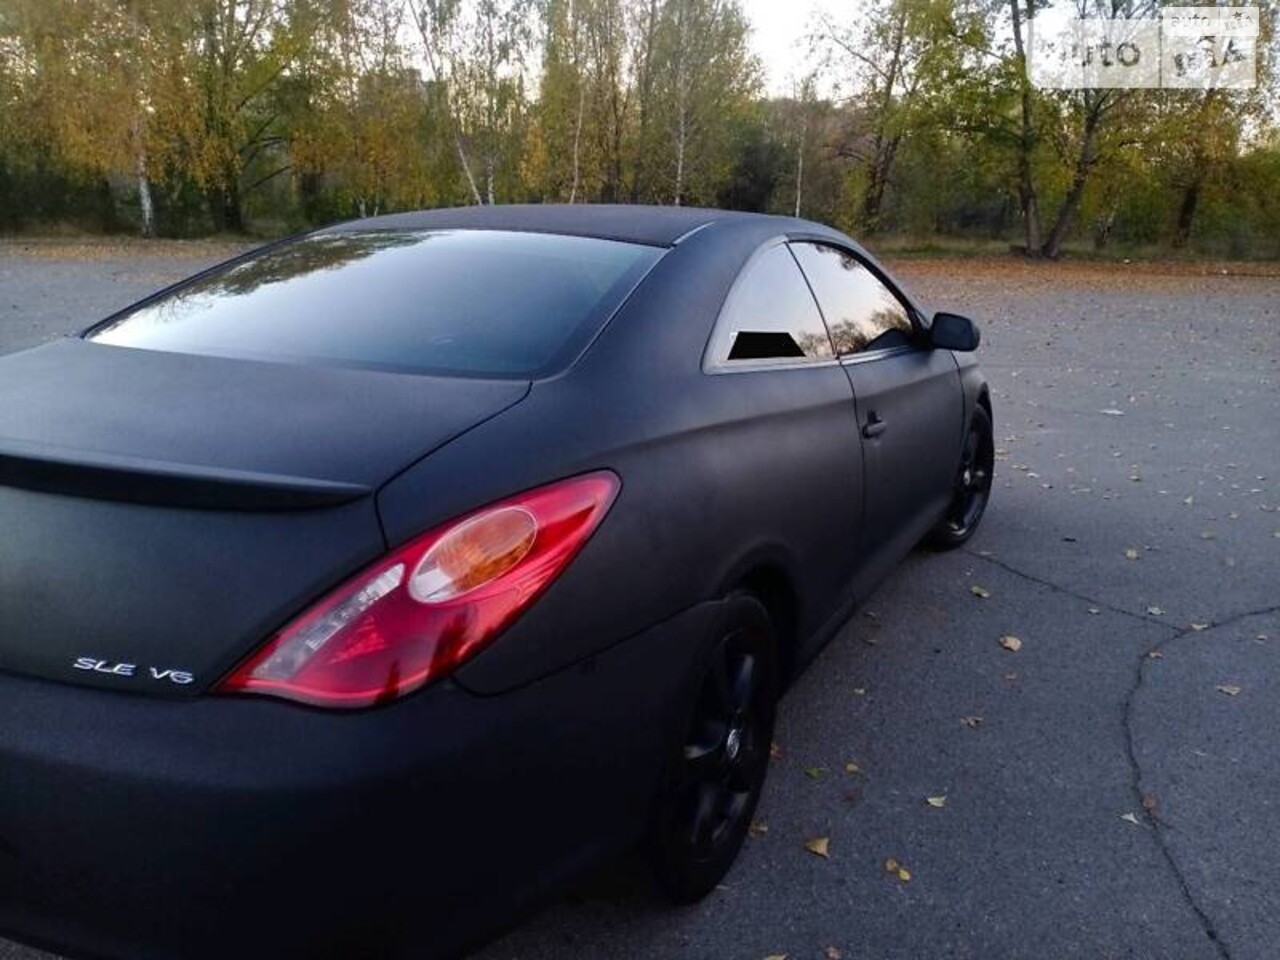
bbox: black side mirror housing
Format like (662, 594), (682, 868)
(930, 312), (981, 352)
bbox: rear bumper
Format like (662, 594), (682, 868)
(0, 603), (716, 960)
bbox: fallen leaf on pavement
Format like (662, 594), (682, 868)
(805, 766), (828, 780)
(1088, 607), (1101, 615)
(1147, 650), (1164, 660)
(844, 761), (861, 774)
(770, 741), (783, 760)
(999, 635), (1023, 652)
(1121, 812), (1142, 825)
(926, 796), (947, 808)
(824, 949), (843, 960)
(883, 857), (911, 882)
(1125, 547), (1140, 560)
(971, 585), (991, 599)
(1190, 623), (1209, 631)
(960, 715), (984, 728)
(805, 837), (830, 859)
(748, 820), (768, 838)
(1142, 795), (1158, 813)
(1215, 684), (1242, 696)
(763, 954), (788, 960)
(1147, 606), (1165, 616)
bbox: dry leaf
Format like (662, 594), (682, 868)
(926, 795), (948, 808)
(805, 766), (828, 780)
(1142, 794), (1158, 813)
(884, 857), (910, 880)
(1190, 623), (1209, 631)
(971, 585), (991, 599)
(844, 761), (861, 774)
(770, 741), (783, 760)
(1215, 684), (1242, 696)
(1121, 812), (1141, 825)
(1125, 547), (1140, 560)
(763, 955), (788, 960)
(1200, 531), (1217, 541)
(960, 715), (984, 728)
(853, 687), (867, 696)
(824, 949), (843, 960)
(1147, 606), (1165, 616)
(1147, 650), (1164, 660)
(1004, 670), (1019, 681)
(805, 837), (830, 859)
(999, 634), (1023, 652)
(1088, 607), (1101, 615)
(748, 820), (769, 839)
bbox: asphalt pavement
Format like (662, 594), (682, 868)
(0, 241), (1276, 960)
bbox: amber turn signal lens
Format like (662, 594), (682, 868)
(408, 506), (537, 603)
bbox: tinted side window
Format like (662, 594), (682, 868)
(708, 244), (833, 366)
(790, 243), (914, 356)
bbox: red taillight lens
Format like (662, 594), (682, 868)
(216, 472), (620, 709)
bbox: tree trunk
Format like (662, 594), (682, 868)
(131, 116), (155, 238)
(1172, 176), (1201, 248)
(136, 153), (155, 238)
(570, 78), (586, 203)
(209, 181), (244, 233)
(1009, 0), (1042, 255)
(794, 118), (805, 218)
(631, 0), (659, 202)
(410, 2), (483, 205)
(1041, 96), (1104, 259)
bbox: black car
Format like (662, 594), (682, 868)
(0, 205), (992, 959)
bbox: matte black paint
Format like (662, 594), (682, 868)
(0, 205), (987, 959)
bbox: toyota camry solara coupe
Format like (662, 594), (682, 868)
(0, 205), (992, 959)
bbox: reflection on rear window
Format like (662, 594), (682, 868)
(88, 230), (663, 378)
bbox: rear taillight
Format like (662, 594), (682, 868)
(216, 472), (620, 709)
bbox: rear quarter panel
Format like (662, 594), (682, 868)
(377, 222), (867, 694)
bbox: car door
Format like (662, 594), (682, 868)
(790, 241), (962, 589)
(700, 240), (869, 651)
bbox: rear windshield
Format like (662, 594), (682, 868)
(87, 229), (663, 378)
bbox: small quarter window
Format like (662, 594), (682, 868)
(707, 244), (833, 367)
(790, 243), (914, 356)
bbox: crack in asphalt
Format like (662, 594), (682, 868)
(963, 550), (1280, 960)
(961, 548), (1174, 630)
(1118, 603), (1280, 960)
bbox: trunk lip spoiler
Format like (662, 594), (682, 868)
(0, 437), (371, 512)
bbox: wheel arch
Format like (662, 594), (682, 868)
(718, 554), (802, 691)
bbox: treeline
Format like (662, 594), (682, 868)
(1, 0), (1277, 257)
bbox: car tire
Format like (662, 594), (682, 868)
(928, 405), (995, 550)
(649, 594), (778, 904)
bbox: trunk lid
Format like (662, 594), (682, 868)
(0, 339), (529, 695)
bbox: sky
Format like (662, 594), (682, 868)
(741, 0), (831, 95)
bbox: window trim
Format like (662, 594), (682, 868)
(702, 237), (838, 375)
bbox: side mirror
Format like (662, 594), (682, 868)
(930, 312), (981, 352)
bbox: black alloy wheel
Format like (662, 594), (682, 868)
(930, 405), (994, 549)
(651, 595), (778, 903)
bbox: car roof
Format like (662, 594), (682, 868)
(324, 204), (836, 249)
